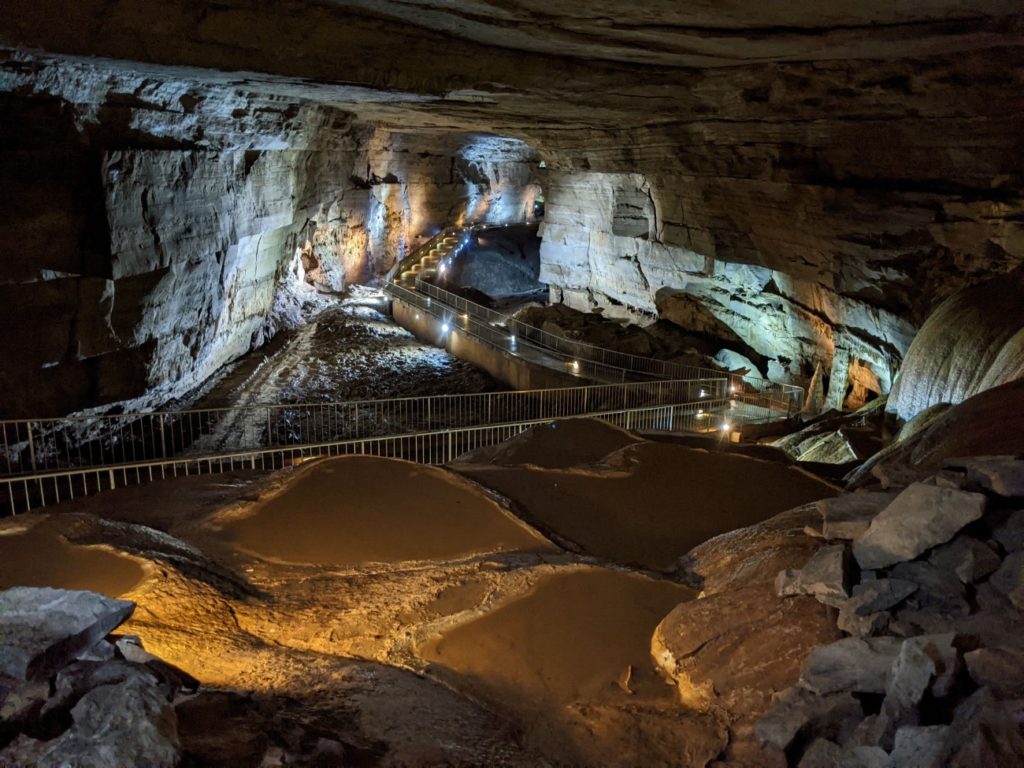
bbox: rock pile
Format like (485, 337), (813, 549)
(760, 456), (1024, 766)
(0, 587), (196, 768)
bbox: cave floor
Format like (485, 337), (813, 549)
(0, 420), (840, 766)
(189, 285), (503, 422)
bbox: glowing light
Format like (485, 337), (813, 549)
(730, 384), (739, 393)
(699, 389), (707, 398)
(721, 422), (731, 433)
(509, 335), (516, 343)
(441, 323), (450, 333)
(697, 409), (705, 417)
(571, 360), (580, 371)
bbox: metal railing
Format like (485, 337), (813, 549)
(1, 399), (733, 516)
(412, 277), (804, 409)
(0, 378), (727, 479)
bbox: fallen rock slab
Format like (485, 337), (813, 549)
(853, 484), (986, 569)
(800, 637), (902, 695)
(816, 493), (897, 540)
(0, 588), (135, 681)
(945, 455), (1024, 497)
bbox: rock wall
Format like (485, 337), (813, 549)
(0, 64), (538, 418)
(539, 171), (917, 405)
(887, 268), (1024, 421)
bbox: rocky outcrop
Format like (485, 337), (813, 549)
(886, 267), (1024, 422)
(0, 60), (540, 418)
(754, 456), (1024, 766)
(0, 588), (188, 768)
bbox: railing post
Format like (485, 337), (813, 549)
(27, 424), (37, 473)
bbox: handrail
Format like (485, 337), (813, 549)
(1, 398), (731, 516)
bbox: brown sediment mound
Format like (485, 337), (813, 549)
(453, 417), (642, 469)
(456, 442), (838, 571)
(221, 455), (553, 566)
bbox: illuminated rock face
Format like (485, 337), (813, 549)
(0, 0), (1021, 415)
(887, 268), (1024, 421)
(0, 68), (537, 417)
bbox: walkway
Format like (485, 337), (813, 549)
(0, 223), (803, 516)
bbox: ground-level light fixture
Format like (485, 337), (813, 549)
(571, 360), (580, 371)
(441, 322), (451, 334)
(721, 422), (731, 433)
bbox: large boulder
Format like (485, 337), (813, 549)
(0, 588), (135, 682)
(852, 484), (986, 569)
(775, 544), (849, 607)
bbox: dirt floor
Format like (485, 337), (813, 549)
(0, 421), (837, 766)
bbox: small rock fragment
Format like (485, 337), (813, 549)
(816, 493), (897, 540)
(853, 484), (987, 569)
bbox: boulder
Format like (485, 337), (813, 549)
(800, 637), (902, 695)
(928, 535), (1001, 584)
(754, 686), (861, 750)
(945, 456), (1024, 497)
(881, 638), (935, 724)
(0, 588), (135, 682)
(816, 493), (896, 541)
(965, 647), (1024, 699)
(994, 509), (1024, 553)
(0, 673), (180, 768)
(990, 551), (1024, 609)
(853, 484), (987, 569)
(889, 726), (948, 768)
(775, 544), (849, 607)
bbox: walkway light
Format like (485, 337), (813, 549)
(721, 422), (731, 433)
(442, 322), (450, 334)
(699, 389), (707, 398)
(571, 360), (580, 371)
